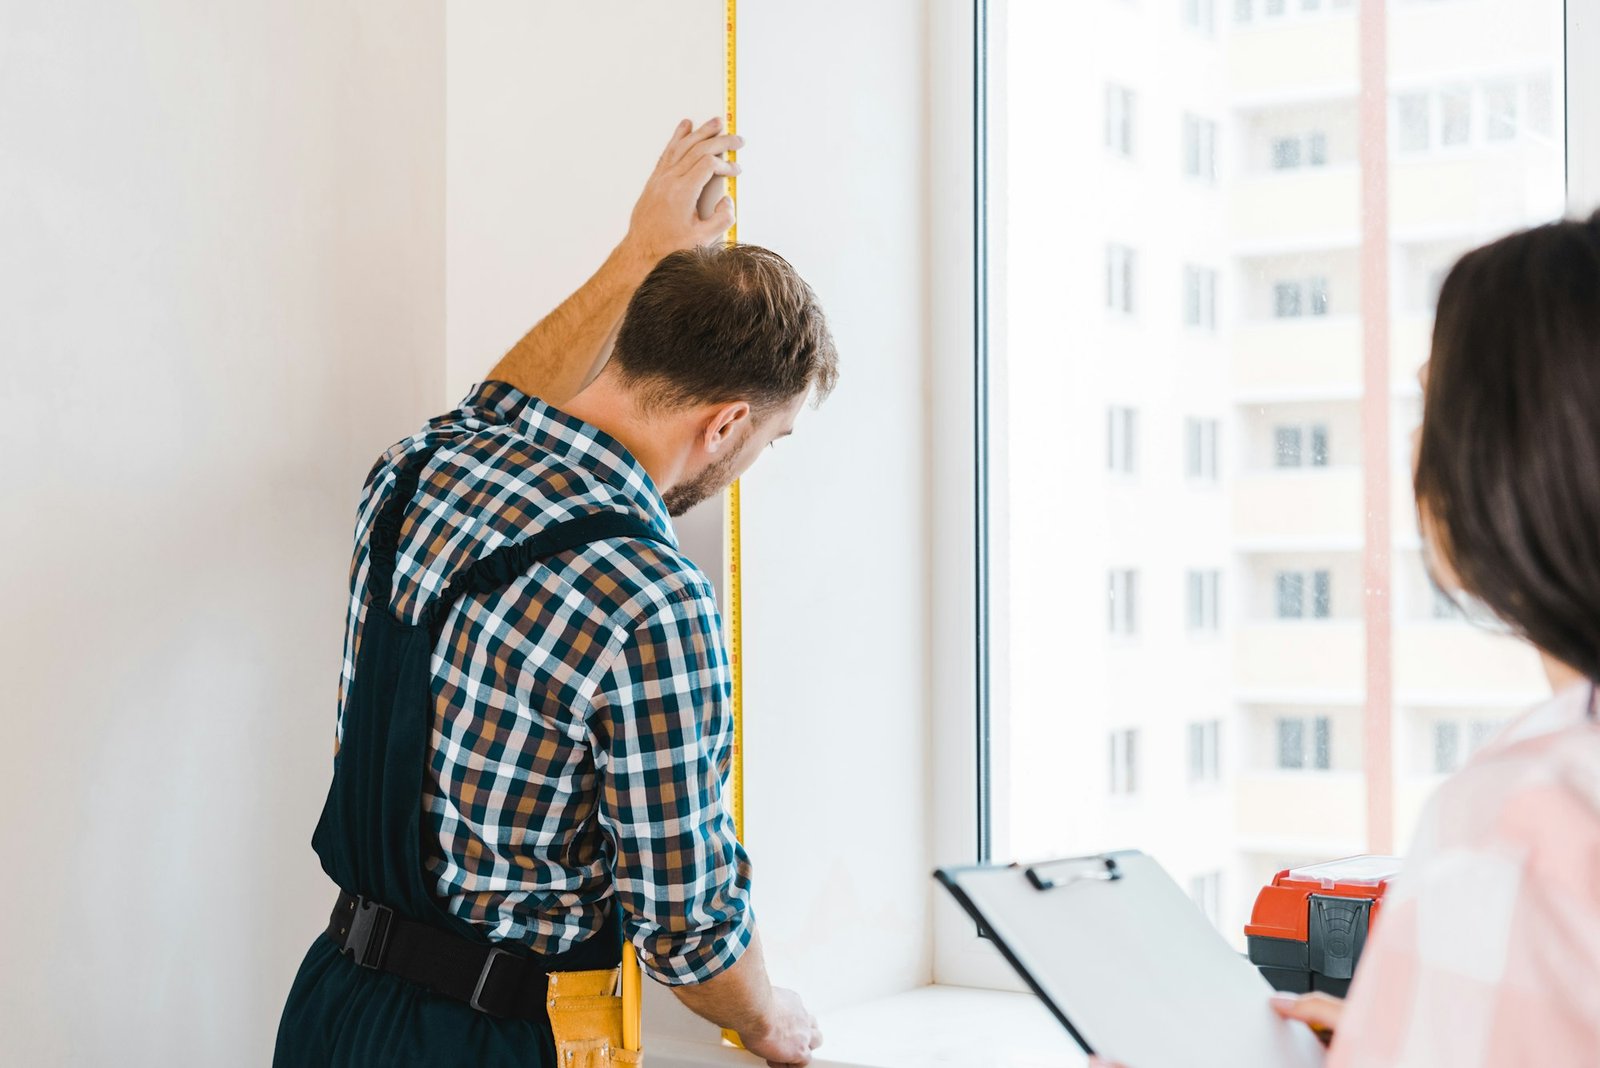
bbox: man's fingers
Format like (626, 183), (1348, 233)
(664, 116), (725, 166)
(658, 118), (693, 163)
(674, 132), (744, 173)
(696, 197), (735, 243)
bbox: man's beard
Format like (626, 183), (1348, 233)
(663, 449), (740, 517)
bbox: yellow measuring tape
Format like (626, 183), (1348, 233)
(723, 0), (744, 845)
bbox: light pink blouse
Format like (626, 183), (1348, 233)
(1329, 682), (1600, 1067)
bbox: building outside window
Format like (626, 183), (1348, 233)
(1110, 728), (1140, 795)
(1188, 569), (1222, 632)
(1108, 569), (1139, 635)
(1183, 0), (1217, 34)
(1189, 720), (1222, 783)
(1276, 715), (1332, 770)
(1184, 265), (1218, 328)
(1186, 417), (1220, 481)
(1106, 243), (1137, 313)
(1105, 84), (1136, 157)
(1272, 276), (1329, 318)
(1275, 569), (1332, 619)
(1184, 115), (1218, 180)
(1108, 406), (1138, 473)
(1273, 424), (1329, 467)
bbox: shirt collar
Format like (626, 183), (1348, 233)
(462, 380), (679, 547)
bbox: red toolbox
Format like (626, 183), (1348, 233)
(1245, 855), (1400, 996)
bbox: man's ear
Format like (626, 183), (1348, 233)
(703, 401), (753, 453)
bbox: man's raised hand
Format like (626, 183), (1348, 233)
(624, 117), (742, 264)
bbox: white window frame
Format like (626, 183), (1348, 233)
(1107, 405), (1139, 474)
(1109, 728), (1140, 795)
(927, 0), (1600, 992)
(1186, 416), (1220, 481)
(1187, 568), (1222, 632)
(1189, 719), (1222, 783)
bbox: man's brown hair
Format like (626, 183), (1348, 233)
(611, 244), (838, 414)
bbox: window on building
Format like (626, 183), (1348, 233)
(1265, 0), (1287, 16)
(1107, 406), (1138, 474)
(1235, 0), (1254, 22)
(1106, 244), (1137, 314)
(1273, 423), (1329, 467)
(1398, 92), (1431, 151)
(1106, 84), (1136, 157)
(1184, 115), (1218, 180)
(1188, 569), (1222, 632)
(1307, 131), (1328, 165)
(1109, 569), (1139, 636)
(1184, 265), (1218, 328)
(1183, 0), (1217, 34)
(1190, 870), (1223, 927)
(1440, 85), (1473, 146)
(1271, 136), (1302, 170)
(1189, 721), (1222, 784)
(1110, 728), (1140, 795)
(1272, 277), (1328, 317)
(1432, 721), (1461, 774)
(1275, 569), (1332, 619)
(1276, 715), (1332, 770)
(1485, 82), (1518, 142)
(1186, 417), (1220, 481)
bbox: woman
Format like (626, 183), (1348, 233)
(1267, 214), (1600, 1065)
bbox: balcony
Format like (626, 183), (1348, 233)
(1233, 467), (1363, 548)
(1233, 316), (1361, 399)
(1234, 621), (1363, 695)
(1231, 167), (1359, 252)
(1226, 18), (1357, 105)
(1394, 623), (1547, 699)
(1235, 771), (1365, 849)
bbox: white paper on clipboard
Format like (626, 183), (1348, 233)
(936, 851), (1326, 1068)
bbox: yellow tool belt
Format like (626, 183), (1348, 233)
(548, 945), (645, 1066)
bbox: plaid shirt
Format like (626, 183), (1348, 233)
(1329, 682), (1600, 1067)
(334, 381), (752, 985)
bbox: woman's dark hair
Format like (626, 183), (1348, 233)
(1415, 211), (1600, 681)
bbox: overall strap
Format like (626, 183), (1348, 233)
(363, 439), (673, 626)
(420, 510), (671, 632)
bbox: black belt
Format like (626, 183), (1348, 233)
(326, 892), (556, 1020)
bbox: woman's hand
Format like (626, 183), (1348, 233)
(1270, 991), (1344, 1046)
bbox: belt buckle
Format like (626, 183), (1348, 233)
(469, 947), (516, 1014)
(342, 896), (394, 970)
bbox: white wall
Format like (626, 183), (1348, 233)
(445, 0), (936, 1042)
(0, 3), (444, 1064)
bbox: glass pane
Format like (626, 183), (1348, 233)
(990, 0), (1563, 948)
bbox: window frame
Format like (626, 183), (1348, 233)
(928, 0), (1600, 991)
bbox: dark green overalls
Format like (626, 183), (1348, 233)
(274, 443), (667, 1067)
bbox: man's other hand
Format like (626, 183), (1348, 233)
(741, 986), (822, 1068)
(624, 117), (742, 264)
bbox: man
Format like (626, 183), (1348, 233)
(275, 118), (832, 1068)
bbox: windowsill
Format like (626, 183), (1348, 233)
(649, 986), (1087, 1068)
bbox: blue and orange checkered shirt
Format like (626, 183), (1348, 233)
(335, 381), (752, 985)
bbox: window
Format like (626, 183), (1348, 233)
(1271, 136), (1302, 170)
(1109, 569), (1139, 636)
(1184, 115), (1218, 180)
(1183, 0), (1216, 34)
(1186, 417), (1220, 480)
(1189, 721), (1222, 783)
(1188, 569), (1222, 632)
(1276, 715), (1332, 770)
(1184, 265), (1218, 328)
(1106, 84), (1136, 157)
(1275, 569), (1332, 619)
(1440, 85), (1473, 145)
(1485, 82), (1518, 141)
(1107, 406), (1138, 473)
(1272, 277), (1328, 318)
(1190, 871), (1223, 927)
(1106, 244), (1137, 313)
(1398, 92), (1431, 151)
(1431, 721), (1460, 774)
(1274, 423), (1329, 467)
(1110, 729), (1140, 795)
(962, 0), (1569, 984)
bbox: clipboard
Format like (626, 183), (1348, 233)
(936, 851), (1326, 1068)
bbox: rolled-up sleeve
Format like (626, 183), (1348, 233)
(586, 581), (753, 986)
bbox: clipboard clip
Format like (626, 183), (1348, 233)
(1024, 855), (1121, 891)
